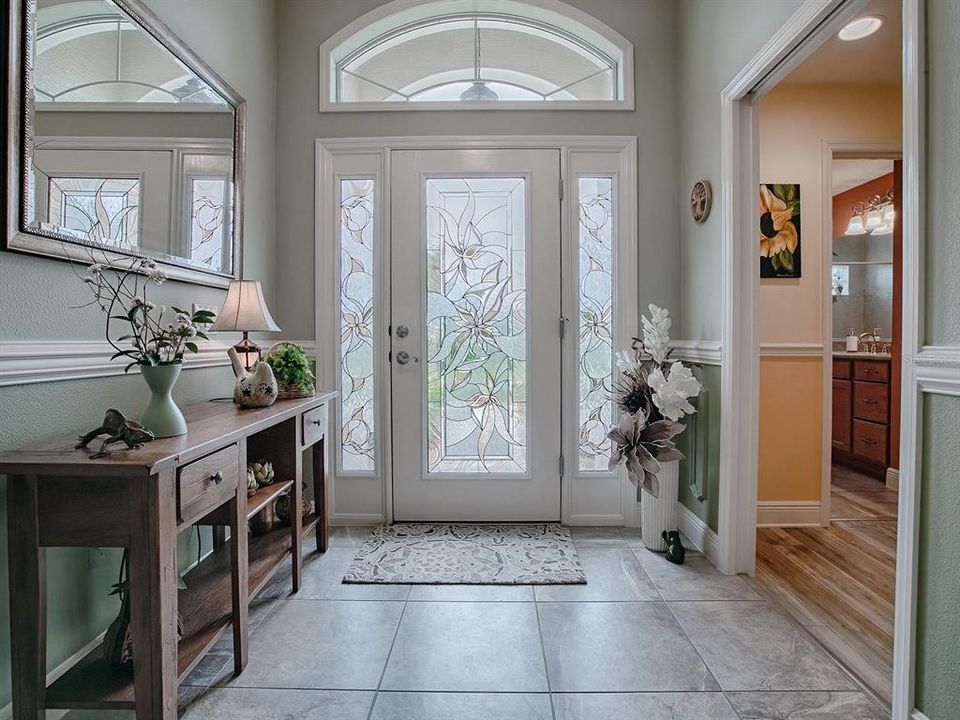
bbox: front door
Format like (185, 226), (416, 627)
(390, 149), (562, 521)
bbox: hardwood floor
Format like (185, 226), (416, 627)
(753, 465), (897, 706)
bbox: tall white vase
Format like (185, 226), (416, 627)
(640, 460), (680, 551)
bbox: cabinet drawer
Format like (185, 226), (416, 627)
(833, 359), (852, 379)
(852, 420), (888, 463)
(853, 381), (889, 423)
(853, 360), (889, 383)
(177, 445), (239, 524)
(302, 404), (327, 447)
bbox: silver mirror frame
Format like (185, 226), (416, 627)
(3, 0), (246, 288)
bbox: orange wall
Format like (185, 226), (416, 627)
(757, 83), (901, 505)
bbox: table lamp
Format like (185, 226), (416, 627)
(210, 280), (281, 370)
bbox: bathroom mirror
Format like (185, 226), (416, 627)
(4, 0), (245, 287)
(832, 233), (894, 340)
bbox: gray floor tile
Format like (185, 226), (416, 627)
(538, 601), (718, 692)
(634, 548), (761, 601)
(725, 691), (889, 719)
(381, 601), (548, 692)
(229, 599), (404, 690)
(329, 525), (377, 546)
(569, 526), (626, 546)
(179, 687), (374, 719)
(299, 547), (411, 600)
(370, 692), (553, 720)
(619, 527), (645, 546)
(553, 692), (739, 719)
(669, 602), (859, 691)
(181, 650), (233, 688)
(535, 547), (660, 601)
(407, 583), (534, 602)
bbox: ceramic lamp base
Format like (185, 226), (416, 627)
(640, 459), (680, 552)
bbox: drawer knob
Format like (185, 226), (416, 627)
(211, 470), (224, 485)
(861, 438), (876, 445)
(863, 398), (878, 405)
(311, 419), (322, 426)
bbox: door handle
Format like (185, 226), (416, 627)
(395, 351), (419, 365)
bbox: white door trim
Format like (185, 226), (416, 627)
(819, 140), (901, 527)
(719, 1), (923, 718)
(315, 135), (638, 527)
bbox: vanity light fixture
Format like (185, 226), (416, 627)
(844, 191), (894, 237)
(838, 15), (885, 41)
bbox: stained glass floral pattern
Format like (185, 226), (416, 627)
(189, 178), (226, 269)
(339, 178), (376, 472)
(47, 177), (140, 248)
(425, 178), (527, 473)
(577, 177), (615, 471)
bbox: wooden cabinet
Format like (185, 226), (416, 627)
(0, 394), (335, 720)
(832, 356), (891, 477)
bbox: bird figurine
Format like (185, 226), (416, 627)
(662, 530), (686, 565)
(228, 347), (277, 408)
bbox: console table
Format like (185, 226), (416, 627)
(0, 392), (335, 719)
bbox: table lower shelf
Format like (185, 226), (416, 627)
(45, 513), (321, 711)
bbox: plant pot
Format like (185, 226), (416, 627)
(139, 363), (187, 438)
(640, 459), (680, 552)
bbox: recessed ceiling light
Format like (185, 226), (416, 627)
(838, 15), (885, 41)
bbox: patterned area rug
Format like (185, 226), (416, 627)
(343, 524), (586, 585)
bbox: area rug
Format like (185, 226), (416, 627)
(342, 524), (586, 585)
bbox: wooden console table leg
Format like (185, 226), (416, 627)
(128, 468), (178, 720)
(291, 448), (304, 592)
(7, 475), (46, 720)
(230, 441), (249, 674)
(312, 437), (328, 553)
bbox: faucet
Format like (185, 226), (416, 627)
(858, 330), (880, 353)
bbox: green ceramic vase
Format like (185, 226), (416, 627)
(139, 363), (187, 438)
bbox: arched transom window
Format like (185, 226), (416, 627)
(320, 0), (633, 110)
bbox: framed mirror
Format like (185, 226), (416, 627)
(3, 0), (245, 287)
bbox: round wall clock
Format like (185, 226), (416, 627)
(690, 180), (712, 224)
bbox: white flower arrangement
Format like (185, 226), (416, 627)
(608, 305), (702, 496)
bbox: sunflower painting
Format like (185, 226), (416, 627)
(759, 183), (801, 278)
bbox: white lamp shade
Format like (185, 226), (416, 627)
(882, 204), (895, 224)
(871, 221), (893, 236)
(210, 280), (281, 333)
(865, 208), (882, 229)
(845, 214), (867, 235)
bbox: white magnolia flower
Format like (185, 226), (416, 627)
(616, 349), (641, 374)
(148, 268), (167, 285)
(642, 304), (671, 365)
(88, 263), (105, 275)
(144, 301), (156, 312)
(175, 312), (191, 326)
(649, 361), (702, 422)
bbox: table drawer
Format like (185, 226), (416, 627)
(853, 420), (888, 463)
(302, 404), (327, 446)
(177, 445), (239, 524)
(853, 381), (889, 423)
(833, 359), (852, 379)
(853, 360), (889, 383)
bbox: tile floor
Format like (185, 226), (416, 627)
(160, 526), (889, 719)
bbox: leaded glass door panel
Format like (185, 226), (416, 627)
(390, 149), (561, 521)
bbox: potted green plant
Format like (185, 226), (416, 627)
(264, 342), (316, 399)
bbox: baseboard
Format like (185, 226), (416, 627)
(567, 513), (627, 526)
(756, 500), (822, 527)
(676, 502), (721, 567)
(329, 513), (385, 525)
(0, 630), (107, 720)
(911, 711), (930, 720)
(886, 467), (900, 491)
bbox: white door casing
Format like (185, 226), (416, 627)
(390, 149), (562, 521)
(316, 136), (638, 528)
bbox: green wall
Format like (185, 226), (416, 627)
(915, 395), (960, 718)
(0, 0), (278, 708)
(914, 2), (960, 716)
(678, 364), (721, 531)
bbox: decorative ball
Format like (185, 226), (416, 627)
(248, 460), (275, 487)
(246, 467), (259, 497)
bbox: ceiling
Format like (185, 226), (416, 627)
(782, 0), (902, 86)
(832, 158), (895, 195)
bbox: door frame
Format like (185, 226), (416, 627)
(315, 135), (639, 527)
(819, 141), (902, 527)
(718, 1), (923, 717)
